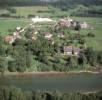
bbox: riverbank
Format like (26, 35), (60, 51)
(0, 70), (101, 77)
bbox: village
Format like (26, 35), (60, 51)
(4, 17), (91, 56)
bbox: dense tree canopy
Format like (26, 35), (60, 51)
(0, 87), (102, 100)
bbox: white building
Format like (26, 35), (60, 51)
(32, 16), (53, 23)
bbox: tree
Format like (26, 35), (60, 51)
(67, 56), (78, 69)
(32, 91), (46, 100)
(12, 46), (27, 72)
(85, 48), (97, 66)
(13, 39), (26, 46)
(74, 22), (81, 31)
(51, 91), (62, 100)
(26, 51), (33, 68)
(25, 28), (34, 39)
(16, 57), (26, 72)
(87, 32), (95, 37)
(78, 52), (87, 65)
(25, 91), (33, 100)
(8, 60), (17, 72)
(97, 51), (102, 65)
(10, 87), (25, 100)
(0, 36), (6, 56)
(1, 87), (11, 100)
(0, 57), (7, 72)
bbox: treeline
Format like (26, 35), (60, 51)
(0, 0), (46, 6)
(0, 86), (102, 100)
(54, 0), (102, 17)
(55, 0), (102, 7)
(0, 0), (102, 6)
(70, 5), (102, 17)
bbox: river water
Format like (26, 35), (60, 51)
(0, 73), (102, 92)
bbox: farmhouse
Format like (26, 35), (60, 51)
(4, 35), (15, 44)
(16, 26), (21, 31)
(80, 22), (89, 29)
(63, 46), (81, 56)
(57, 32), (65, 38)
(59, 17), (73, 27)
(44, 32), (53, 39)
(4, 30), (21, 44)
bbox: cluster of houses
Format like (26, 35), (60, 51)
(55, 17), (89, 30)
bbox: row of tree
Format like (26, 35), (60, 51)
(0, 0), (102, 6)
(0, 86), (102, 100)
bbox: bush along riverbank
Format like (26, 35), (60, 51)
(0, 86), (102, 100)
(0, 70), (101, 77)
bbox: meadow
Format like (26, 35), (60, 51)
(71, 17), (102, 51)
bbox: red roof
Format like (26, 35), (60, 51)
(4, 36), (14, 43)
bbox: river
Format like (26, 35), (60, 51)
(0, 73), (102, 92)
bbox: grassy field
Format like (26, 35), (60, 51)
(72, 17), (102, 51)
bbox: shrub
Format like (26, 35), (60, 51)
(87, 32), (95, 37)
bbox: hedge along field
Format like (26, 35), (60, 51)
(12, 6), (70, 18)
(0, 19), (30, 35)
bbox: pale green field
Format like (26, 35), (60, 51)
(13, 6), (50, 17)
(12, 6), (70, 17)
(0, 19), (30, 35)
